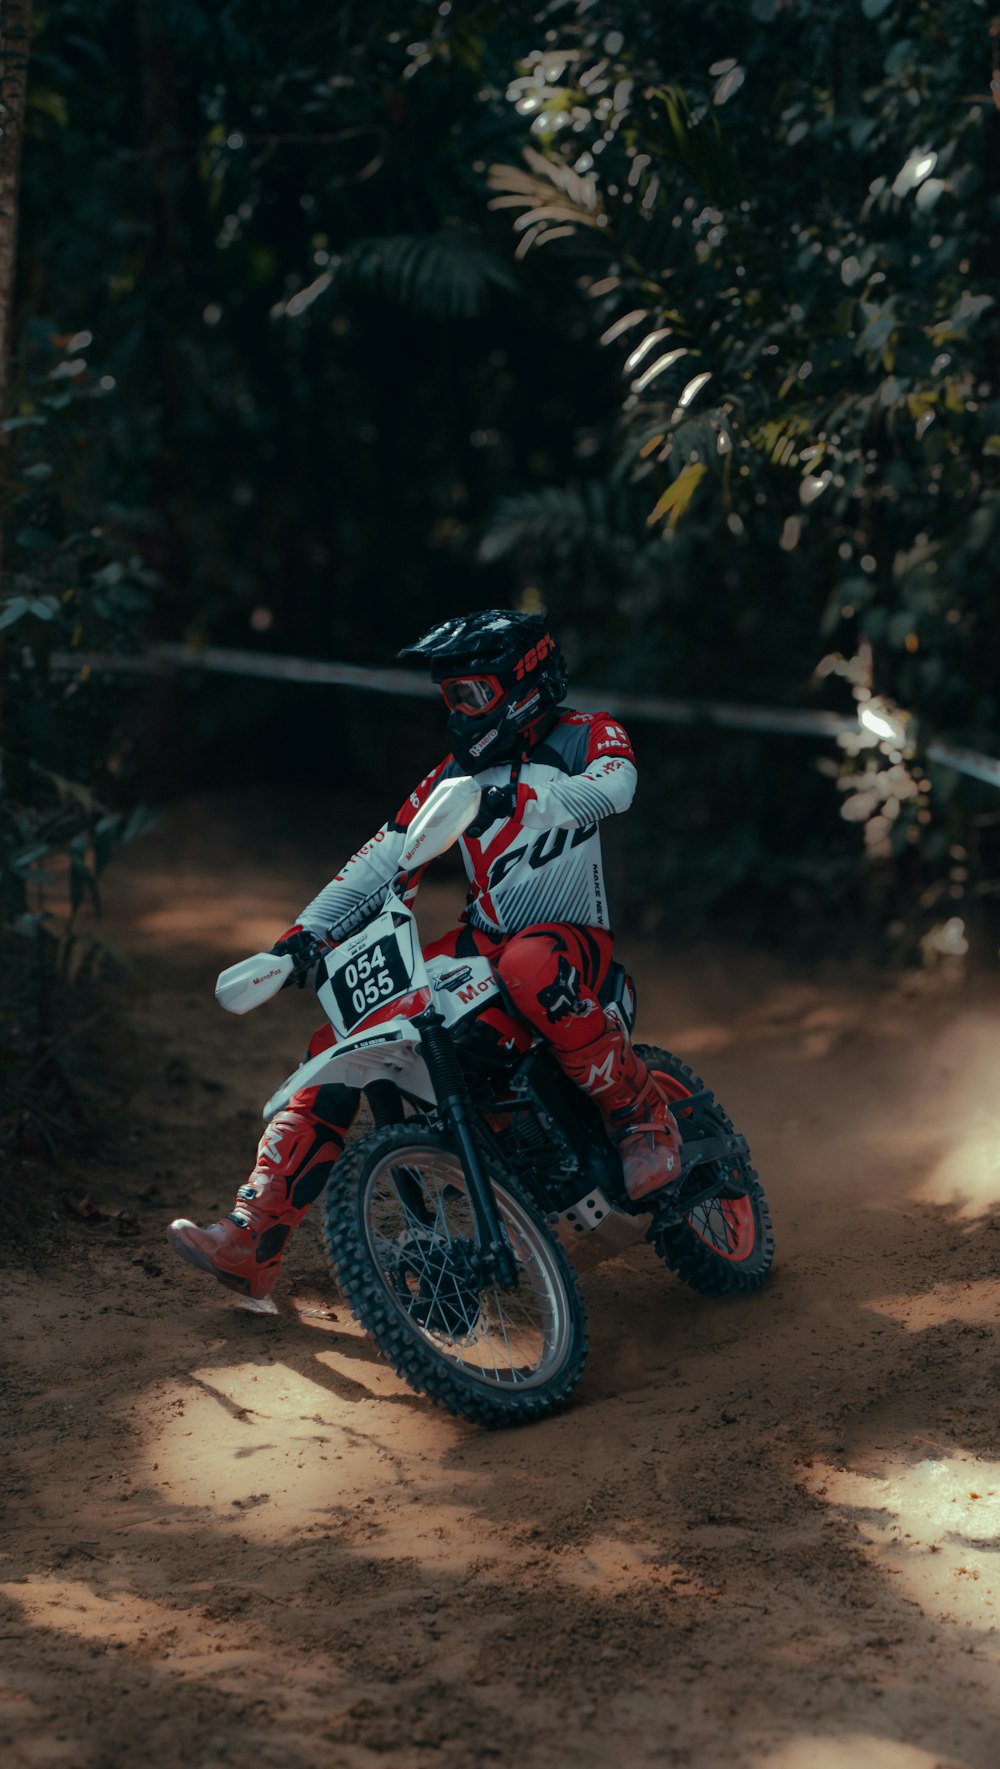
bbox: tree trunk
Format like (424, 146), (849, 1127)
(0, 0), (31, 431)
(0, 0), (32, 776)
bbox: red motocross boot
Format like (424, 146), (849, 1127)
(166, 1205), (296, 1300)
(167, 1107), (343, 1299)
(555, 1016), (684, 1203)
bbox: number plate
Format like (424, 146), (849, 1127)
(329, 931), (411, 1034)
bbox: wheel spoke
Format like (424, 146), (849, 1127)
(362, 1144), (570, 1391)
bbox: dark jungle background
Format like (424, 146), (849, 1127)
(1, 0), (998, 1147)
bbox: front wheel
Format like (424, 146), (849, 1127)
(638, 1045), (775, 1298)
(321, 1122), (588, 1427)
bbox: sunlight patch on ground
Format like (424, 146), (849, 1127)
(0, 1577), (179, 1654)
(866, 1276), (1000, 1333)
(142, 1359), (489, 1565)
(798, 1453), (1000, 1639)
(760, 1733), (972, 1768)
(142, 1362), (714, 1592)
(144, 1359), (412, 1523)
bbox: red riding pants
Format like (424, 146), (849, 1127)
(259, 922), (615, 1206)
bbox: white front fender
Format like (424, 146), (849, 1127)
(263, 1017), (434, 1119)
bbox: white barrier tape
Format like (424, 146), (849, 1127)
(50, 642), (1000, 789)
(49, 643), (855, 735)
(925, 738), (1000, 790)
(52, 642), (439, 699)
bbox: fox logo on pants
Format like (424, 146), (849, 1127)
(538, 954), (586, 1023)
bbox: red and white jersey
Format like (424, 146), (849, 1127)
(296, 709), (637, 940)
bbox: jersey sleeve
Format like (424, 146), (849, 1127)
(519, 713), (637, 831)
(295, 758), (452, 940)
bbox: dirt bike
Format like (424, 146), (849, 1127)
(216, 775), (774, 1428)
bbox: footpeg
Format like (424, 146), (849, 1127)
(679, 1132), (748, 1176)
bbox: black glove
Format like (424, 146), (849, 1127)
(466, 783), (517, 839)
(271, 925), (328, 988)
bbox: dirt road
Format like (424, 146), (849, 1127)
(4, 796), (1000, 1768)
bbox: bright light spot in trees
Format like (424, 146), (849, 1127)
(800, 472), (831, 505)
(859, 704), (903, 743)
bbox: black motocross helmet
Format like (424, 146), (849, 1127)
(399, 609), (568, 772)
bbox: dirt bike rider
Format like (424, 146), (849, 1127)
(167, 609), (684, 1300)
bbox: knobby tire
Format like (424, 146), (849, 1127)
(321, 1121), (589, 1428)
(637, 1045), (775, 1297)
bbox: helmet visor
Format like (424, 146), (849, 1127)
(439, 674), (504, 716)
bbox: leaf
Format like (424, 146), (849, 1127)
(12, 843), (51, 872)
(28, 87), (69, 126)
(0, 597), (29, 632)
(26, 597), (60, 621)
(322, 233), (519, 318)
(121, 806), (157, 845)
(654, 85), (745, 203)
(92, 561), (125, 587)
(478, 487), (592, 563)
(646, 462), (708, 529)
(489, 146), (602, 220)
(862, 0), (894, 17)
(713, 67), (746, 106)
(856, 301), (897, 357)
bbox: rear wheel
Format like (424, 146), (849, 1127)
(321, 1122), (588, 1427)
(637, 1045), (774, 1297)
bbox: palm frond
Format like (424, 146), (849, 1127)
(652, 86), (746, 205)
(487, 146), (605, 246)
(478, 483), (641, 566)
(293, 234), (519, 319)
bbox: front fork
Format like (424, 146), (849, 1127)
(415, 1011), (519, 1290)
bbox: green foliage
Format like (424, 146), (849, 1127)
(322, 233), (519, 318)
(1, 327), (155, 1147)
(7, 0), (998, 975)
(471, 0), (1000, 950)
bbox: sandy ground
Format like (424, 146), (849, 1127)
(4, 795), (1000, 1769)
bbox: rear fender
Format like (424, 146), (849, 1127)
(263, 1017), (434, 1119)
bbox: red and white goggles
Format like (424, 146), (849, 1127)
(439, 673), (504, 717)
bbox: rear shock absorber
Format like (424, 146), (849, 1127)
(365, 1080), (404, 1128)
